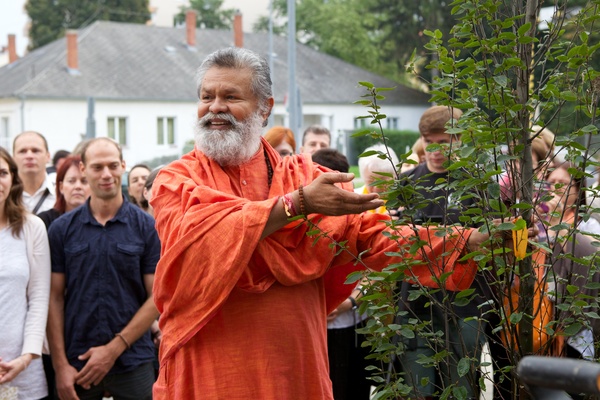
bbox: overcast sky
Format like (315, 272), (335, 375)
(0, 0), (28, 56)
(0, 0), (271, 59)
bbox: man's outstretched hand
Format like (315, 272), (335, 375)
(303, 173), (384, 216)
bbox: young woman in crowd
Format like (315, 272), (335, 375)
(542, 161), (600, 360)
(0, 147), (51, 399)
(37, 155), (91, 229)
(127, 164), (151, 212)
(263, 126), (296, 158)
(142, 167), (162, 219)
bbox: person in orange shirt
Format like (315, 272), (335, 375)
(150, 47), (491, 399)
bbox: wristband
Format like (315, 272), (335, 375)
(115, 333), (131, 350)
(349, 296), (358, 310)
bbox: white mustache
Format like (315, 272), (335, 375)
(198, 112), (239, 128)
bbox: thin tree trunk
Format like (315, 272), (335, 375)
(516, 1), (540, 399)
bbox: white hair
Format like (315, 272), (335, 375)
(194, 111), (264, 166)
(358, 143), (399, 179)
(196, 48), (272, 115)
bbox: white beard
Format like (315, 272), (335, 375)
(194, 112), (264, 166)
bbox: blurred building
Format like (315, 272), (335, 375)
(0, 12), (430, 165)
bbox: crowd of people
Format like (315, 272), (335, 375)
(0, 132), (163, 400)
(0, 46), (592, 400)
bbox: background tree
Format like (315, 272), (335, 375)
(536, 2), (600, 138)
(253, 0), (460, 84)
(174, 0), (236, 30)
(253, 0), (387, 80)
(26, 0), (150, 50)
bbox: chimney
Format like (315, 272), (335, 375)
(8, 34), (18, 64)
(66, 30), (78, 72)
(233, 11), (243, 48)
(186, 9), (197, 49)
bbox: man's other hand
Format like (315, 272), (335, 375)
(75, 344), (120, 389)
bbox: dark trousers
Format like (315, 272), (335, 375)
(42, 354), (57, 400)
(327, 325), (372, 400)
(74, 362), (154, 400)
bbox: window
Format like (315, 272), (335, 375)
(354, 118), (367, 129)
(157, 117), (176, 145)
(107, 117), (127, 146)
(387, 117), (399, 130)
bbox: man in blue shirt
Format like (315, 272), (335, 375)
(47, 137), (160, 400)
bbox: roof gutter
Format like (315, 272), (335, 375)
(19, 94), (25, 132)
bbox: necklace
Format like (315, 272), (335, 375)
(263, 147), (273, 188)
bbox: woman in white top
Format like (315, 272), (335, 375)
(0, 147), (50, 399)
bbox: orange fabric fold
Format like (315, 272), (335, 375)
(151, 138), (477, 399)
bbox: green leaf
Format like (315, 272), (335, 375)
(344, 271), (363, 285)
(489, 199), (507, 213)
(581, 125), (598, 133)
(514, 218), (527, 230)
(456, 288), (475, 299)
(400, 327), (415, 339)
(457, 357), (471, 378)
(407, 291), (423, 301)
(584, 282), (600, 290)
(359, 150), (379, 158)
(509, 312), (523, 325)
(488, 182), (501, 198)
(493, 75), (508, 87)
(518, 22), (532, 36)
(517, 36), (535, 44)
(351, 129), (372, 137)
(563, 322), (583, 336)
(358, 81), (374, 89)
(497, 222), (515, 230)
(566, 285), (579, 295)
(446, 160), (469, 171)
(560, 91), (578, 101)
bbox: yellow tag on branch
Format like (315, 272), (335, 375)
(512, 217), (528, 260)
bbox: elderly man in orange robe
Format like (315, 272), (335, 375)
(151, 47), (488, 399)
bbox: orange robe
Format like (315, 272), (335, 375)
(151, 138), (477, 399)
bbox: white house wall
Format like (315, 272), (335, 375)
(2, 97), (198, 166)
(0, 98), (21, 150)
(2, 97), (428, 166)
(96, 100), (197, 166)
(19, 98), (88, 155)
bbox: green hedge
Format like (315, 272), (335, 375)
(348, 129), (420, 165)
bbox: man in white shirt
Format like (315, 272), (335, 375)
(13, 131), (56, 213)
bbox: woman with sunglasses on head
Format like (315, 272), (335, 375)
(541, 162), (600, 363)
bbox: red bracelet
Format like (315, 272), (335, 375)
(281, 193), (298, 217)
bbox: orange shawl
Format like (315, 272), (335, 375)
(151, 138), (477, 368)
